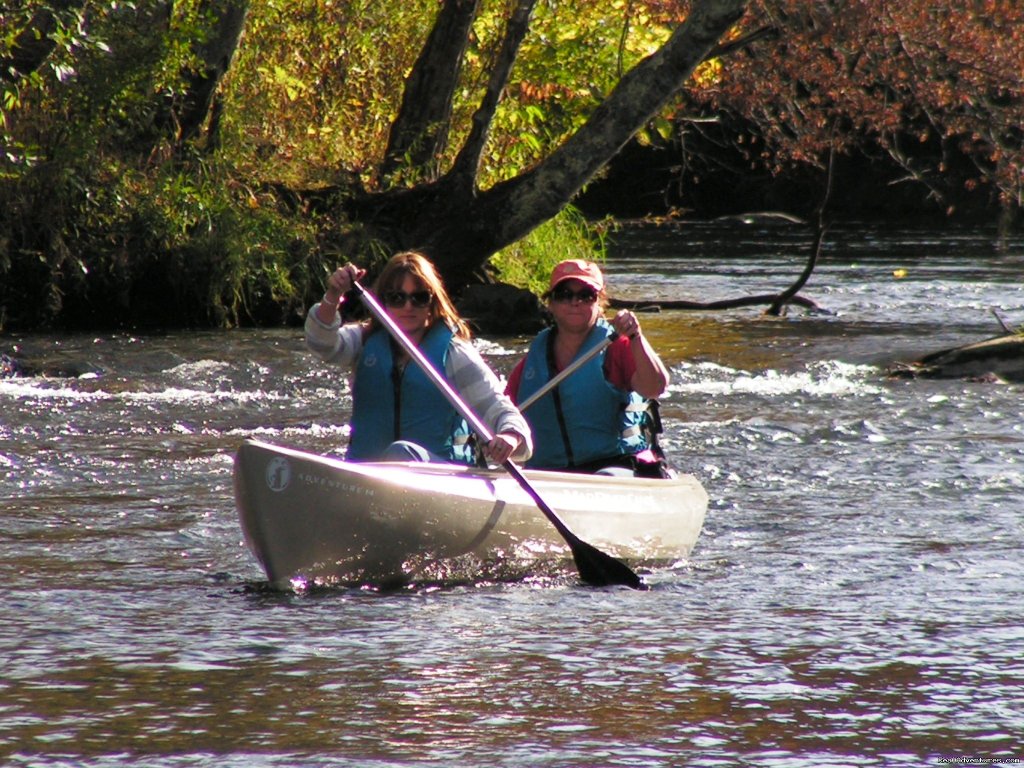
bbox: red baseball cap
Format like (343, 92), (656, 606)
(548, 259), (604, 292)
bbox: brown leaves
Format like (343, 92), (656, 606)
(694, 0), (1024, 209)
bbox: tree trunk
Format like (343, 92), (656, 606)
(381, 0), (480, 182)
(448, 0), (538, 191)
(174, 0), (250, 148)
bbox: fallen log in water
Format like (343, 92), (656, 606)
(889, 334), (1024, 382)
(608, 293), (828, 313)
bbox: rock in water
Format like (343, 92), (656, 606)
(889, 334), (1024, 382)
(456, 283), (547, 335)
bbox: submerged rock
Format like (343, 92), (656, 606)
(0, 350), (105, 379)
(889, 334), (1024, 382)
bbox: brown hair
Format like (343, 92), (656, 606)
(371, 251), (471, 339)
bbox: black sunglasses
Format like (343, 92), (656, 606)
(383, 289), (433, 309)
(550, 285), (599, 304)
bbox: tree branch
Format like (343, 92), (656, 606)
(766, 141), (835, 315)
(705, 23), (777, 60)
(609, 293), (826, 313)
(485, 0), (749, 250)
(448, 0), (538, 191)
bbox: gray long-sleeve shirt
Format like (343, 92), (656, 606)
(305, 302), (533, 462)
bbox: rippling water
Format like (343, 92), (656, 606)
(2, 223), (1023, 767)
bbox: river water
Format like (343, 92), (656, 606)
(2, 222), (1022, 767)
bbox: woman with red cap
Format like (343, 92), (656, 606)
(505, 259), (671, 476)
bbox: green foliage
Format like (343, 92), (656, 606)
(221, 0), (441, 186)
(217, 0), (682, 188)
(0, 0), (703, 331)
(108, 160), (321, 328)
(1, 4), (88, 167)
(1, 110), (323, 330)
(5, 0), (1018, 332)
(0, 1), (323, 330)
(490, 206), (610, 295)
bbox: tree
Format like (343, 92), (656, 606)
(299, 0), (751, 282)
(224, 0), (1024, 283)
(689, 0), (1024, 224)
(3, 0), (1022, 331)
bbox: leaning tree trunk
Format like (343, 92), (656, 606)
(474, 0), (749, 259)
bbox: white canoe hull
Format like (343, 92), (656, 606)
(234, 439), (708, 587)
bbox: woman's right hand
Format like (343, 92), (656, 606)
(324, 263), (366, 306)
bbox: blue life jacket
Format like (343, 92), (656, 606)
(348, 325), (473, 463)
(517, 318), (648, 470)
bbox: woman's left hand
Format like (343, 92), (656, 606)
(484, 432), (519, 464)
(612, 309), (641, 339)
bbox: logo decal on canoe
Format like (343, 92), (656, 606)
(266, 456), (291, 492)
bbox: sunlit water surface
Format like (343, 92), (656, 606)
(2, 223), (1023, 767)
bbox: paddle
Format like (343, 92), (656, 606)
(517, 336), (613, 412)
(351, 280), (644, 589)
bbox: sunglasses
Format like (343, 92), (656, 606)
(550, 286), (599, 304)
(383, 289), (433, 309)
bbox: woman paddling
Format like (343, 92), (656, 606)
(505, 259), (671, 477)
(306, 251), (532, 466)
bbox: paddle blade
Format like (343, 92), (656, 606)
(569, 538), (646, 590)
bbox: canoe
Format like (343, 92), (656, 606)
(234, 438), (708, 588)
